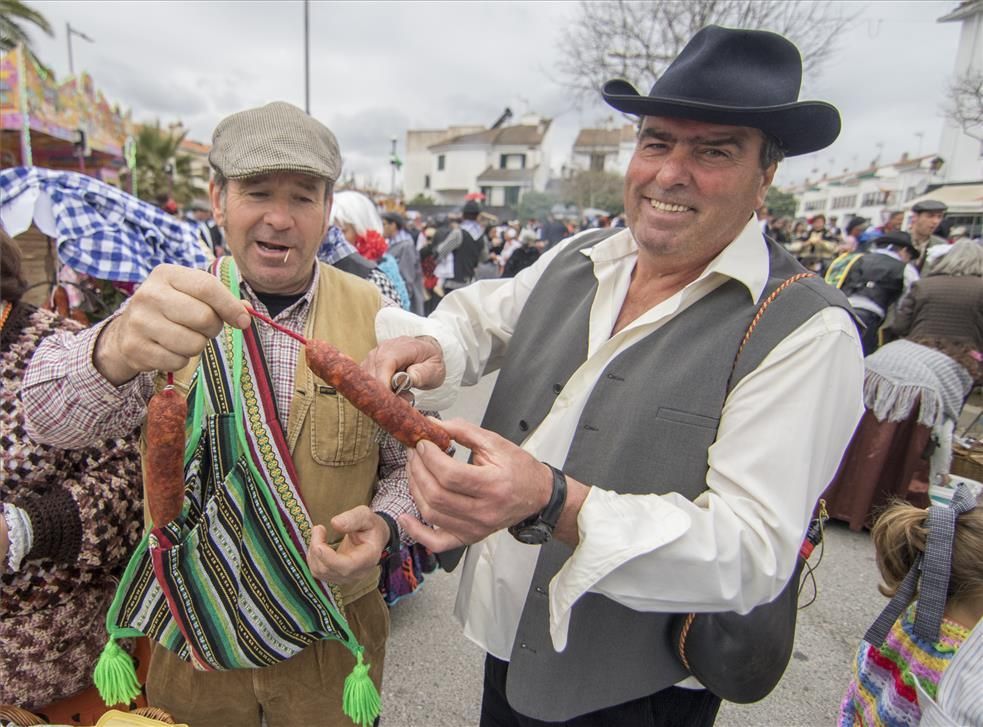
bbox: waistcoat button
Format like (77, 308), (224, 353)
(519, 420), (529, 431)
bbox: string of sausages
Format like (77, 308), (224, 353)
(244, 305), (451, 451)
(144, 309), (451, 527)
(145, 372), (188, 526)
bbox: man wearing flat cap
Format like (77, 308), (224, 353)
(908, 199), (948, 271)
(23, 101), (417, 725)
(382, 210), (426, 315)
(366, 25), (864, 725)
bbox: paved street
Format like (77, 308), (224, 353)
(380, 374), (891, 727)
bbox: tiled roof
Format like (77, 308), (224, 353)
(573, 125), (635, 148)
(180, 139), (211, 154)
(431, 120), (552, 149)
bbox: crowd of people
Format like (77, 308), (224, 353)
(0, 23), (981, 727)
(760, 201), (972, 277)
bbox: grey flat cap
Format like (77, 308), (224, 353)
(911, 199), (947, 213)
(209, 101), (341, 181)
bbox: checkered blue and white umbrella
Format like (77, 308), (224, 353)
(0, 166), (212, 283)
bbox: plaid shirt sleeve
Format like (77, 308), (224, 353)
(370, 410), (441, 546)
(21, 313), (154, 448)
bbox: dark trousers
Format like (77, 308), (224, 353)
(480, 654), (722, 727)
(854, 307), (884, 356)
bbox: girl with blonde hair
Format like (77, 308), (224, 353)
(839, 486), (983, 726)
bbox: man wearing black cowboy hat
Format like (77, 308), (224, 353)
(367, 25), (864, 725)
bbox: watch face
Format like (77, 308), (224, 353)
(510, 523), (553, 545)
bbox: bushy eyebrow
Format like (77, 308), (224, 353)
(638, 127), (745, 149)
(239, 175), (320, 193)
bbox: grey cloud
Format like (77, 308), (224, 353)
(22, 1), (963, 192)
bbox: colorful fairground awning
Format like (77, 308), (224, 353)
(0, 45), (133, 183)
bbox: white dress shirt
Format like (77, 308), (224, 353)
(377, 218), (864, 668)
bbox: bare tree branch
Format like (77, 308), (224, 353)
(944, 72), (983, 142)
(555, 0), (861, 105)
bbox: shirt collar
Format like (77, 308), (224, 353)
(239, 261), (320, 319)
(581, 216), (769, 302)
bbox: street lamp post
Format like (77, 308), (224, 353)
(66, 22), (94, 81)
(390, 137), (397, 197)
(303, 0), (310, 114)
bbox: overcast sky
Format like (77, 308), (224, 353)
(25, 0), (964, 190)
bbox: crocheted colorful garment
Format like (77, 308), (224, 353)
(839, 603), (969, 726)
(0, 303), (144, 708)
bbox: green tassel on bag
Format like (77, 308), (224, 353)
(93, 636), (141, 706)
(342, 647), (381, 727)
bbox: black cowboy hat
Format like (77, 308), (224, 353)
(874, 230), (917, 253)
(601, 25), (841, 157)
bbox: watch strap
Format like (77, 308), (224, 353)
(508, 463), (567, 543)
(539, 464), (567, 529)
(375, 511), (401, 567)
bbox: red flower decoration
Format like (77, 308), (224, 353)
(355, 230), (388, 261)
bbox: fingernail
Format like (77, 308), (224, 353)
(236, 313), (251, 329)
(417, 440), (427, 454)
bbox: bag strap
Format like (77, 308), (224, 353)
(727, 272), (816, 391)
(678, 271), (817, 669)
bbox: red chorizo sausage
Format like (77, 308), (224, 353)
(306, 340), (451, 451)
(145, 386), (187, 525)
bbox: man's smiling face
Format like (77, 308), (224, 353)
(624, 116), (775, 270)
(211, 172), (330, 294)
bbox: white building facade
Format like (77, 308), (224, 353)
(568, 124), (636, 176)
(790, 153), (946, 226)
(938, 0), (983, 183)
(404, 115), (552, 207)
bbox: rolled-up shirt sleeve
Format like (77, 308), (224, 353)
(22, 314), (155, 448)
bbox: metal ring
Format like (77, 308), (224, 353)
(391, 371), (413, 395)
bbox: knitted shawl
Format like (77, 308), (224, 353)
(863, 339), (972, 428)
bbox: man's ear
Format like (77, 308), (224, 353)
(754, 162), (778, 211)
(321, 193), (333, 239)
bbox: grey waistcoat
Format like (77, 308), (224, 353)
(476, 229), (854, 721)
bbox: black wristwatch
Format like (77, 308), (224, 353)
(376, 511), (401, 567)
(508, 464), (567, 545)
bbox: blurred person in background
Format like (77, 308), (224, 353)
(908, 200), (948, 272)
(327, 190), (410, 310)
(833, 231), (919, 355)
(889, 239), (983, 352)
(0, 228), (145, 720)
(187, 199), (225, 256)
(789, 212), (839, 273)
(768, 216), (792, 247)
(860, 209), (904, 248)
(838, 215), (868, 254)
(790, 218), (808, 241)
(502, 228), (542, 278)
(382, 211), (426, 314)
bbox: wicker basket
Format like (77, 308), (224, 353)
(0, 705), (45, 726)
(952, 440), (983, 482)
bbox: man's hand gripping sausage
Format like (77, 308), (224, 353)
(94, 264), (252, 385)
